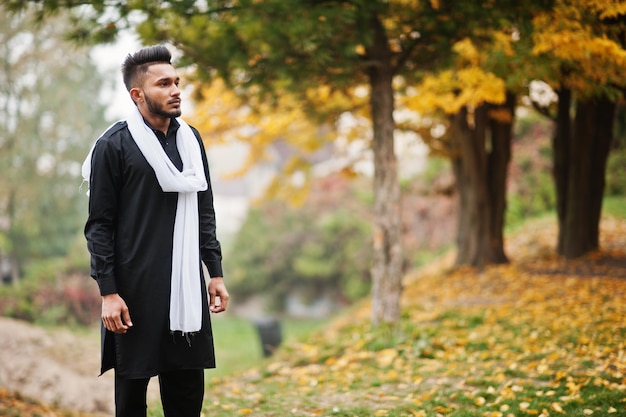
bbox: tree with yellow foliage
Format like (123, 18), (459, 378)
(530, 0), (626, 258)
(401, 7), (544, 267)
(187, 78), (354, 206)
(402, 0), (625, 264)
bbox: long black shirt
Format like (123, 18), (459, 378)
(84, 118), (222, 377)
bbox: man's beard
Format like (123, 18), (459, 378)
(144, 91), (181, 118)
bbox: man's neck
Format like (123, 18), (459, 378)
(140, 111), (170, 135)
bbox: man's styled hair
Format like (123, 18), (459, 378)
(122, 45), (173, 91)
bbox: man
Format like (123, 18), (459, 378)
(83, 45), (229, 417)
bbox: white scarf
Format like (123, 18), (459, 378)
(82, 107), (207, 333)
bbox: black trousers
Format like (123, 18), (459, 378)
(114, 369), (205, 417)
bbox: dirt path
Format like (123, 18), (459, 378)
(0, 317), (161, 415)
(0, 317), (113, 414)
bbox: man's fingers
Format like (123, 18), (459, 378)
(208, 294), (223, 313)
(210, 291), (229, 313)
(219, 293), (229, 311)
(114, 314), (128, 332)
(102, 314), (127, 333)
(121, 306), (133, 328)
(208, 289), (216, 308)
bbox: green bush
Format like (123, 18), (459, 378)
(64, 233), (91, 272)
(506, 135), (556, 230)
(0, 257), (99, 326)
(507, 168), (556, 230)
(605, 148), (626, 196)
(603, 195), (626, 219)
(224, 180), (372, 314)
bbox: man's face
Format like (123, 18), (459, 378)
(136, 63), (182, 119)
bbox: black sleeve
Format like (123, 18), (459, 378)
(84, 136), (122, 295)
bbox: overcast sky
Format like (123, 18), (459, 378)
(90, 32), (139, 120)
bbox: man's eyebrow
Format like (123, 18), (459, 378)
(154, 76), (180, 83)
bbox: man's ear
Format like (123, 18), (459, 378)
(129, 88), (142, 104)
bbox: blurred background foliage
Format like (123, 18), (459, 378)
(224, 176), (373, 314)
(0, 7), (109, 323)
(0, 0), (625, 325)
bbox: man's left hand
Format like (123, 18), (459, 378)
(208, 277), (229, 313)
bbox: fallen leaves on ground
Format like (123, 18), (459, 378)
(0, 387), (100, 417)
(206, 216), (626, 416)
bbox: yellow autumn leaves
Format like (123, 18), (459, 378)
(532, 0), (626, 92)
(189, 77), (372, 204)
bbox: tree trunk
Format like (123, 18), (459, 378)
(367, 16), (403, 325)
(450, 94), (514, 267)
(588, 98), (615, 248)
(555, 96), (615, 257)
(487, 92), (516, 261)
(553, 88), (571, 253)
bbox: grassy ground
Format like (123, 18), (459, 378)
(209, 315), (329, 379)
(604, 195), (626, 218)
(194, 215), (626, 417)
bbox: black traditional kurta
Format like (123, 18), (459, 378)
(84, 118), (223, 378)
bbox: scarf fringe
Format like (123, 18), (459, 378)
(171, 330), (197, 347)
